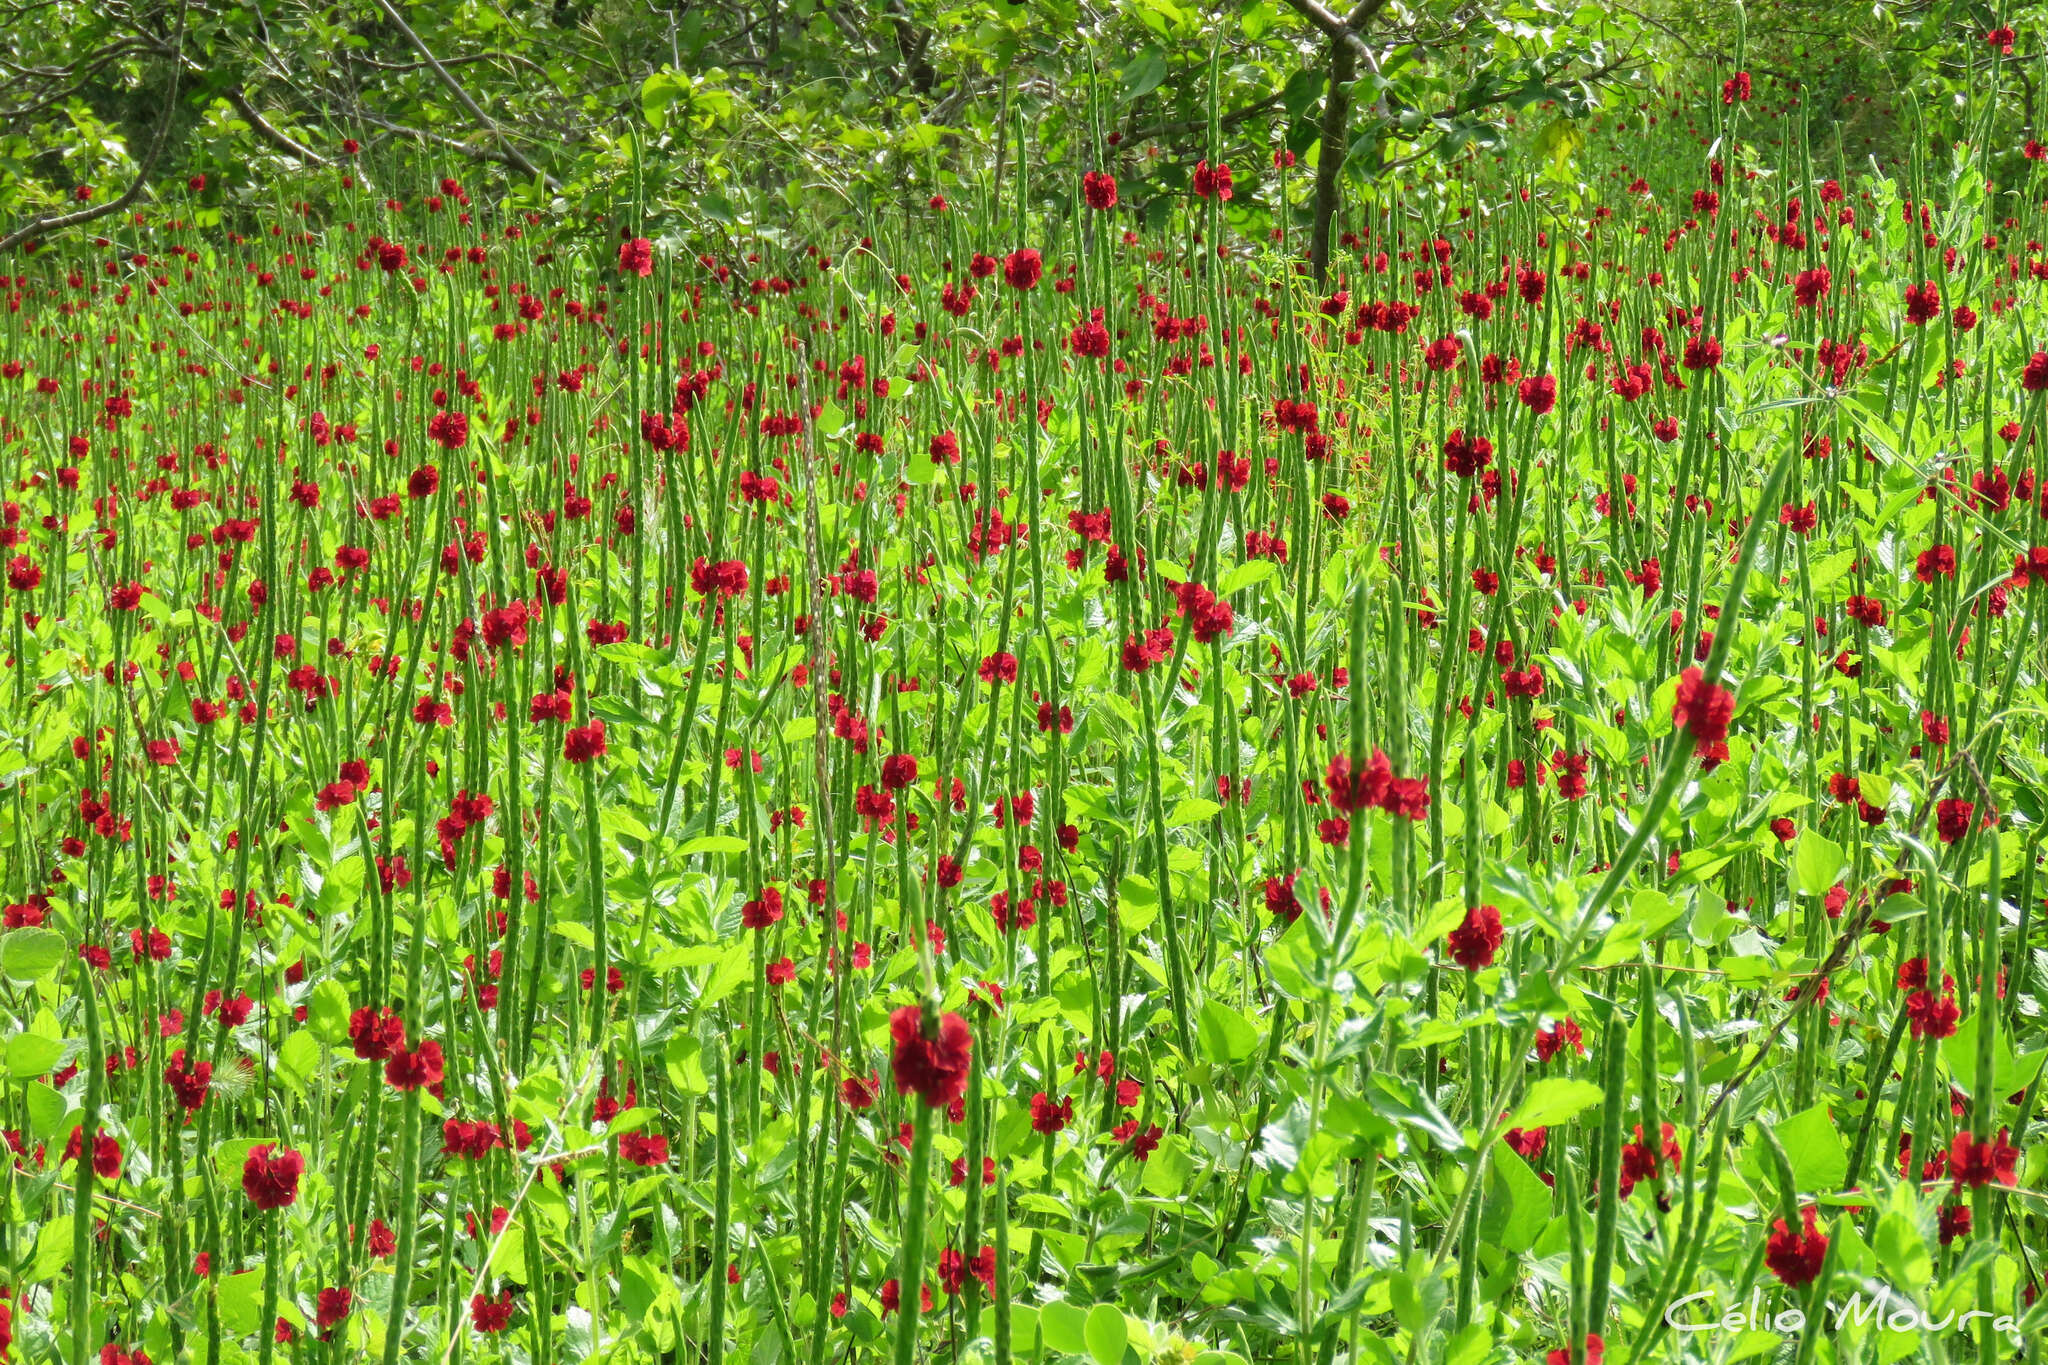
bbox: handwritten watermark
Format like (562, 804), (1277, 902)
(1665, 1288), (2032, 1338)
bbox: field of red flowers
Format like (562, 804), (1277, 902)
(5, 34), (2048, 1365)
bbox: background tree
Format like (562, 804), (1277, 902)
(2, 0), (2040, 260)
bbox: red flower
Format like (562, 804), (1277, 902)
(1324, 749), (1391, 812)
(1446, 905), (1504, 970)
(1545, 1334), (1605, 1365)
(1947, 1128), (2020, 1192)
(165, 1050), (213, 1112)
(619, 237), (654, 277)
(1904, 280), (1941, 325)
(1114, 1120), (1164, 1159)
(1915, 544), (1958, 581)
(316, 1287), (354, 1329)
(470, 1291), (515, 1333)
(1030, 1092), (1073, 1133)
(385, 1039), (445, 1091)
(1535, 1018), (1584, 1061)
(563, 719), (607, 763)
(741, 886), (784, 929)
(1935, 798), (1975, 844)
(348, 1007), (406, 1061)
(426, 411), (467, 451)
(1264, 874), (1301, 923)
(1082, 171), (1118, 210)
(620, 1133), (670, 1167)
(888, 1006), (973, 1108)
(1516, 374), (1557, 414)
(1906, 989), (1960, 1039)
(880, 753), (918, 790)
(1672, 667), (1734, 746)
(1618, 1122), (1682, 1196)
(242, 1143), (304, 1209)
(1002, 249), (1043, 290)
(689, 558), (749, 598)
(64, 1126), (123, 1180)
(1764, 1207), (1828, 1287)
(1191, 160), (1233, 200)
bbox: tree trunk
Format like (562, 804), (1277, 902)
(1310, 34), (1355, 286)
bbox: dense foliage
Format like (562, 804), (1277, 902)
(8, 4), (2048, 1365)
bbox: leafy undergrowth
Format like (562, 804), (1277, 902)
(3, 47), (2048, 1365)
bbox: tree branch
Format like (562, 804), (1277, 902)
(1143, 90), (1290, 139)
(226, 90), (331, 166)
(365, 0), (561, 189)
(1276, 0), (1377, 67)
(0, 0), (187, 253)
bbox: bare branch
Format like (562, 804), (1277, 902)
(226, 90), (331, 166)
(349, 49), (551, 77)
(364, 0), (561, 189)
(338, 102), (563, 180)
(0, 0), (187, 253)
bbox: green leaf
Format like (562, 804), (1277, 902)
(0, 928), (66, 982)
(307, 979), (352, 1045)
(665, 1034), (710, 1094)
(1120, 49), (1168, 102)
(1040, 1300), (1088, 1355)
(1771, 1104), (1848, 1192)
(5, 1032), (64, 1079)
(32, 1219), (71, 1278)
(1443, 1323), (1492, 1365)
(680, 835), (748, 855)
(26, 1081), (68, 1141)
(1510, 1078), (1606, 1129)
(1792, 832), (1846, 897)
(1140, 1135), (1194, 1197)
(1197, 999), (1260, 1066)
(279, 1030), (322, 1089)
(1084, 1303), (1128, 1365)
(1485, 1144), (1552, 1254)
(217, 1269), (266, 1336)
(640, 72), (687, 129)
(1218, 560), (1276, 595)
(491, 1226), (529, 1284)
(1873, 1211), (1931, 1289)
(1942, 1010), (2048, 1099)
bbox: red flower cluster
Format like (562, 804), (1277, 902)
(1671, 667), (1734, 766)
(1445, 905), (1504, 970)
(888, 1005), (973, 1108)
(1764, 1207), (1828, 1287)
(242, 1143), (304, 1210)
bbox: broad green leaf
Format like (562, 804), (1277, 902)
(1084, 1303), (1128, 1365)
(1040, 1300), (1088, 1355)
(5, 1032), (64, 1079)
(1792, 832), (1845, 897)
(1772, 1104), (1848, 1193)
(1, 928), (66, 982)
(1510, 1078), (1606, 1129)
(1197, 999), (1260, 1066)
